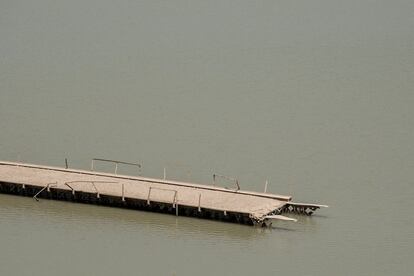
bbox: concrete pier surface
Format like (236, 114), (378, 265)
(0, 160), (327, 226)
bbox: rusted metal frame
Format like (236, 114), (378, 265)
(91, 158), (142, 175)
(212, 174), (240, 191)
(33, 182), (57, 201)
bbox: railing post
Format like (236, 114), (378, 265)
(172, 191), (178, 215)
(198, 194), (201, 212)
(147, 187), (152, 205)
(264, 180), (268, 193)
(164, 167), (166, 180)
(115, 163), (118, 174)
(91, 182), (100, 198)
(175, 195), (179, 216)
(122, 183), (125, 201)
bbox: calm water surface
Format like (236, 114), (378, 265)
(1, 1), (413, 275)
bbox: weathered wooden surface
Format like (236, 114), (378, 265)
(0, 161), (291, 220)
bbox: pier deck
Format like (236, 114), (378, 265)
(0, 161), (327, 226)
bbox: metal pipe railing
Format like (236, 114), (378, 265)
(147, 187), (178, 213)
(91, 158), (141, 175)
(64, 180), (118, 198)
(33, 182), (57, 201)
(212, 174), (240, 191)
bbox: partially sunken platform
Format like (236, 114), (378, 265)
(0, 160), (327, 226)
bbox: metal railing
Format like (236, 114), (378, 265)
(33, 182), (57, 201)
(147, 187), (179, 215)
(91, 158), (142, 175)
(64, 180), (118, 198)
(212, 174), (240, 191)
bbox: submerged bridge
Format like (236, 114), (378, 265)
(0, 160), (327, 227)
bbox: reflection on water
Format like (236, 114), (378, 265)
(0, 194), (270, 241)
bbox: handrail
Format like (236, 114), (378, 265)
(212, 174), (240, 191)
(91, 158), (142, 175)
(33, 182), (57, 201)
(64, 180), (118, 197)
(1, 161), (292, 201)
(147, 187), (178, 207)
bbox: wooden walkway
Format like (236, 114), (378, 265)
(0, 161), (327, 226)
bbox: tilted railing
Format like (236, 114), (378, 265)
(91, 158), (142, 175)
(63, 180), (118, 198)
(212, 174), (240, 191)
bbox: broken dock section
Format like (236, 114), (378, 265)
(0, 160), (327, 226)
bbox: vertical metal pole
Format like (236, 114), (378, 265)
(264, 180), (268, 193)
(65, 158), (68, 169)
(198, 194), (201, 212)
(163, 167), (166, 180)
(91, 160), (94, 171)
(175, 192), (178, 216)
(115, 163), (118, 174)
(173, 191), (177, 208)
(147, 187), (151, 205)
(122, 183), (125, 201)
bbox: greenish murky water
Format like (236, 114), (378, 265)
(1, 1), (413, 275)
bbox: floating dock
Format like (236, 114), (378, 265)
(0, 160), (327, 226)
